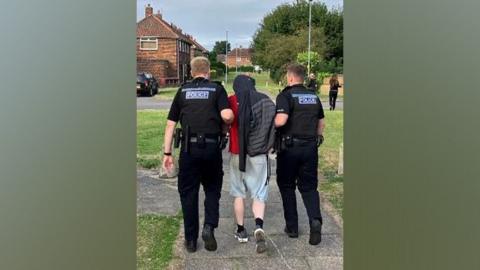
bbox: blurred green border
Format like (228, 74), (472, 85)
(345, 0), (480, 269)
(0, 1), (136, 269)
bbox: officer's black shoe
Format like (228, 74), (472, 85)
(184, 240), (197, 253)
(284, 226), (299, 238)
(201, 224), (217, 251)
(309, 219), (322, 245)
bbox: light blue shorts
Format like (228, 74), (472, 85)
(229, 154), (269, 202)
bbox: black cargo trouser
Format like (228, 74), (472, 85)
(178, 143), (223, 241)
(276, 140), (322, 231)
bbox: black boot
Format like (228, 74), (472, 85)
(184, 239), (197, 253)
(284, 226), (299, 238)
(202, 224), (217, 251)
(309, 219), (322, 245)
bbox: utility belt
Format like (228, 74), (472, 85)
(274, 134), (318, 153)
(174, 126), (228, 153)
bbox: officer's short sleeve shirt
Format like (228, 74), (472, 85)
(276, 91), (291, 115)
(216, 85), (229, 112)
(318, 100), (325, 119)
(167, 88), (182, 122)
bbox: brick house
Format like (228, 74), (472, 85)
(137, 4), (208, 86)
(217, 48), (253, 68)
(186, 35), (208, 59)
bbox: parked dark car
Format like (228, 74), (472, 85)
(143, 73), (159, 93)
(136, 73), (158, 97)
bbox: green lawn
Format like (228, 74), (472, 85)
(137, 110), (168, 169)
(154, 87), (178, 100)
(137, 214), (181, 270)
(214, 71), (281, 97)
(319, 110), (344, 216)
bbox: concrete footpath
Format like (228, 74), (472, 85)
(137, 153), (343, 270)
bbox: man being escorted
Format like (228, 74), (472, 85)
(228, 75), (276, 253)
(274, 64), (325, 245)
(163, 57), (234, 253)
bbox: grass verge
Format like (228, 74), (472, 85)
(153, 87), (178, 100)
(137, 214), (181, 270)
(137, 110), (167, 169)
(319, 110), (344, 217)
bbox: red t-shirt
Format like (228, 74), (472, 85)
(228, 95), (240, 154)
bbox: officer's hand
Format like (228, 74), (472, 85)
(317, 135), (324, 147)
(163, 155), (174, 172)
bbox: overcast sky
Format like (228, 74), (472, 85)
(136, 0), (342, 50)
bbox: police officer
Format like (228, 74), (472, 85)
(307, 73), (319, 93)
(163, 56), (234, 253)
(274, 63), (325, 246)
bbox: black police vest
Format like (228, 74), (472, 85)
(178, 78), (222, 135)
(281, 86), (320, 139)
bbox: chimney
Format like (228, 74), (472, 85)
(145, 4), (153, 17)
(157, 10), (162, 19)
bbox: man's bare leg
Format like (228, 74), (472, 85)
(252, 199), (265, 221)
(233, 197), (248, 242)
(252, 199), (267, 253)
(234, 197), (245, 226)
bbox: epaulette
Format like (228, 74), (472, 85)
(281, 85), (293, 93)
(212, 80), (223, 86)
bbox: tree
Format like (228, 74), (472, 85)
(256, 26), (326, 82)
(207, 51), (225, 78)
(212, 41), (231, 55)
(252, 0), (343, 82)
(297, 51), (322, 74)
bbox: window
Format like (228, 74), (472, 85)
(140, 37), (158, 50)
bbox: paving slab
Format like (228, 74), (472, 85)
(182, 233), (342, 259)
(136, 170), (180, 216)
(306, 256), (344, 270)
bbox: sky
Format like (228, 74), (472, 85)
(136, 0), (343, 50)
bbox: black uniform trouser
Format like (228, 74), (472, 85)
(329, 90), (338, 110)
(276, 141), (322, 231)
(178, 143), (223, 241)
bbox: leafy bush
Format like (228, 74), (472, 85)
(319, 57), (343, 74)
(317, 72), (333, 84)
(297, 51), (322, 74)
(210, 70), (217, 79)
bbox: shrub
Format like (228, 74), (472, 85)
(210, 70), (217, 79)
(228, 66), (255, 73)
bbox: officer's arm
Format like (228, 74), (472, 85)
(275, 113), (289, 128)
(220, 109), (234, 125)
(318, 118), (325, 135)
(164, 120), (177, 154)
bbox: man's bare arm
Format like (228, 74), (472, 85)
(164, 120), (177, 154)
(318, 118), (325, 135)
(275, 113), (289, 128)
(221, 109), (234, 125)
